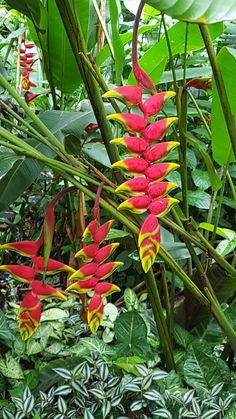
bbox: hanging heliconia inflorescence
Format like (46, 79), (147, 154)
(103, 2), (180, 273)
(65, 186), (122, 334)
(19, 34), (39, 104)
(0, 187), (121, 339)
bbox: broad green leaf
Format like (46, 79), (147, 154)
(46, 1), (82, 94)
(0, 353), (24, 379)
(113, 311), (153, 359)
(160, 66), (212, 84)
(109, 0), (125, 85)
(184, 341), (230, 396)
(174, 324), (194, 348)
(216, 239), (236, 256)
(96, 24), (159, 66)
(26, 340), (44, 356)
(222, 196), (236, 209)
(78, 337), (114, 357)
(41, 308), (68, 322)
(199, 222), (232, 239)
(192, 169), (211, 190)
(39, 110), (96, 141)
(176, 190), (212, 209)
(5, 0), (43, 28)
(0, 310), (14, 347)
(144, 0), (236, 23)
(128, 22), (223, 85)
(82, 143), (111, 167)
(0, 158), (43, 212)
(114, 356), (145, 375)
(0, 155), (23, 179)
(187, 135), (222, 191)
(212, 47), (236, 165)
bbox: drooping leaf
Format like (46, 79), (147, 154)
(0, 310), (14, 347)
(0, 158), (43, 212)
(144, 0), (236, 23)
(212, 47), (236, 165)
(109, 0), (125, 85)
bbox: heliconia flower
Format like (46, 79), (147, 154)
(148, 181), (178, 199)
(94, 243), (120, 264)
(0, 265), (35, 283)
(96, 261), (123, 280)
(139, 237), (160, 273)
(75, 244), (99, 261)
(107, 113), (147, 133)
(133, 64), (157, 94)
(87, 294), (104, 334)
(0, 231), (44, 257)
(112, 157), (148, 175)
(142, 117), (178, 143)
(117, 195), (151, 214)
(43, 206), (55, 271)
(145, 162), (180, 181)
(115, 177), (149, 194)
(94, 282), (120, 297)
(25, 92), (40, 104)
(29, 80), (37, 88)
(24, 43), (34, 49)
(138, 214), (160, 247)
(103, 86), (142, 107)
(31, 280), (66, 300)
(186, 78), (211, 90)
(18, 292), (41, 340)
(143, 141), (180, 163)
(20, 49), (25, 53)
(66, 277), (99, 294)
(26, 59), (34, 66)
(20, 62), (27, 68)
(110, 136), (147, 154)
(20, 55), (27, 61)
(22, 76), (30, 91)
(69, 262), (98, 282)
(149, 197), (179, 217)
(83, 219), (99, 239)
(32, 256), (75, 274)
(25, 53), (35, 58)
(93, 220), (114, 244)
(140, 92), (176, 117)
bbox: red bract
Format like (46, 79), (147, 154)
(143, 142), (179, 163)
(0, 265), (35, 283)
(111, 136), (147, 154)
(93, 220), (114, 244)
(186, 78), (211, 90)
(87, 294), (104, 334)
(133, 63), (156, 94)
(0, 231), (44, 257)
(94, 243), (120, 264)
(32, 256), (75, 274)
(31, 280), (66, 300)
(66, 277), (99, 294)
(145, 163), (180, 181)
(107, 113), (147, 133)
(115, 177), (149, 194)
(112, 157), (148, 174)
(148, 182), (178, 199)
(69, 263), (99, 282)
(140, 91), (175, 117)
(75, 244), (99, 262)
(96, 262), (123, 280)
(118, 195), (151, 214)
(18, 292), (41, 340)
(149, 198), (179, 217)
(142, 117), (178, 143)
(103, 86), (142, 106)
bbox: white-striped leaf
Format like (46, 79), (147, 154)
(183, 390), (195, 404)
(23, 395), (35, 414)
(102, 400), (111, 418)
(153, 408), (172, 418)
(144, 389), (161, 401)
(58, 396), (67, 414)
(130, 400), (143, 411)
(54, 385), (72, 396)
(53, 368), (72, 379)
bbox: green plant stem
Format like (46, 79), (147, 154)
(200, 24), (236, 159)
(162, 14), (177, 90)
(183, 24), (188, 86)
(0, 116), (39, 140)
(55, 0), (120, 175)
(205, 288), (236, 352)
(186, 89), (212, 138)
(144, 269), (175, 371)
(160, 265), (171, 321)
(227, 170), (236, 202)
(79, 52), (121, 113)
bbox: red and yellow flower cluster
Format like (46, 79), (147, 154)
(0, 188), (121, 339)
(103, 74), (179, 272)
(19, 34), (39, 104)
(65, 200), (122, 334)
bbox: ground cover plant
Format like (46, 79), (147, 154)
(1, 0), (236, 417)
